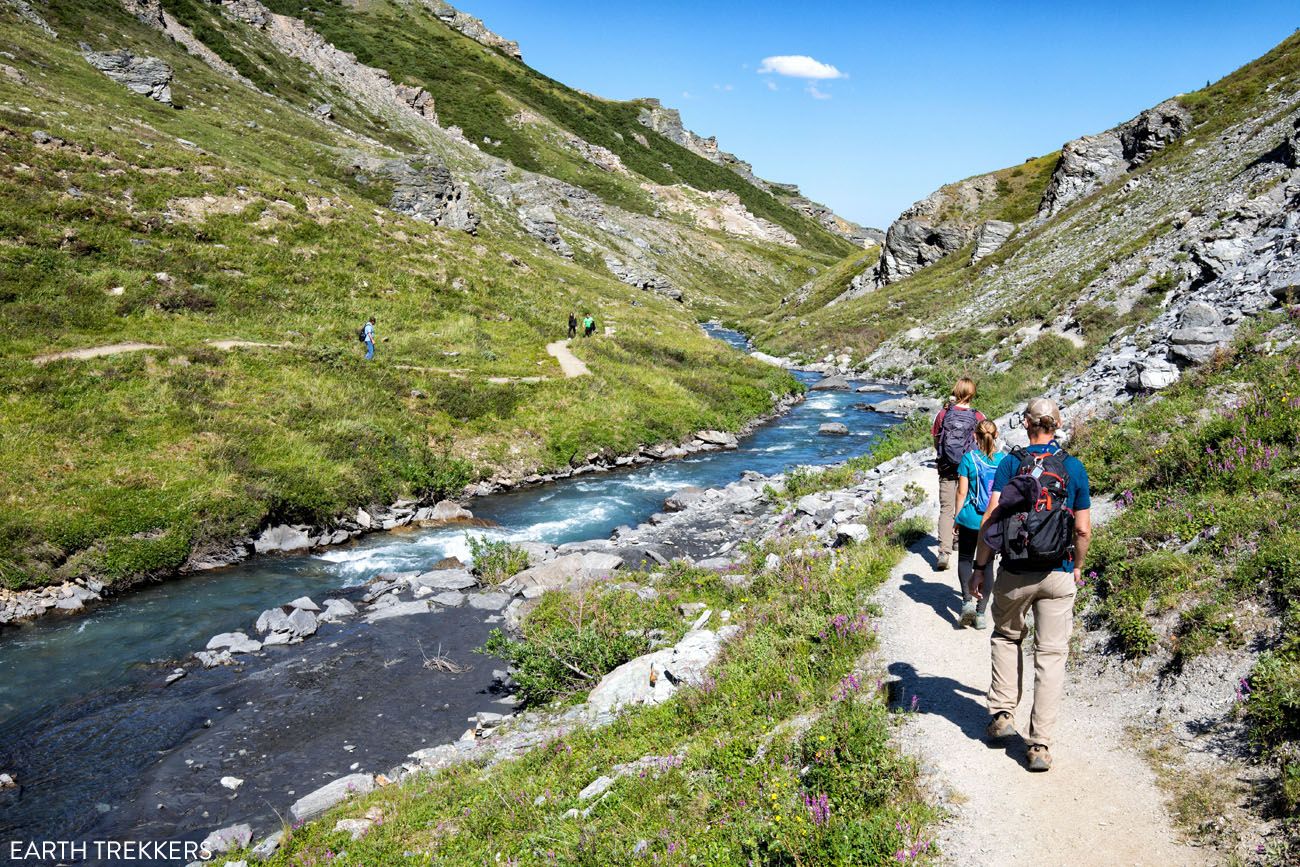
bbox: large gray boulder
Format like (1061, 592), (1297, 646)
(206, 632), (261, 654)
(818, 422), (849, 436)
(1169, 302), (1233, 364)
(500, 552), (619, 597)
(289, 774), (375, 821)
(809, 375), (851, 391)
(411, 568), (477, 591)
(253, 525), (312, 554)
(876, 219), (970, 284)
(80, 45), (172, 104)
(379, 155), (479, 234)
(587, 627), (738, 714)
(970, 220), (1016, 264)
(202, 823), (252, 855)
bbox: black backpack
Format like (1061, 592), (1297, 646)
(937, 407), (979, 474)
(357, 325), (367, 343)
(998, 447), (1075, 570)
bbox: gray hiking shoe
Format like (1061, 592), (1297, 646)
(986, 711), (1016, 740)
(959, 600), (977, 627)
(974, 612), (989, 630)
(1027, 744), (1053, 772)
(935, 552), (950, 571)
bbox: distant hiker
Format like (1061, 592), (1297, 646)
(930, 377), (986, 571)
(568, 312), (578, 339)
(583, 314), (596, 337)
(954, 419), (1004, 629)
(360, 316), (376, 361)
(971, 397), (1091, 773)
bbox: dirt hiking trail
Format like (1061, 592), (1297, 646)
(873, 465), (1209, 866)
(546, 339), (591, 378)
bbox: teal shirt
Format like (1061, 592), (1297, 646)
(956, 449), (1005, 530)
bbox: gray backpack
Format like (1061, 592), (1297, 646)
(937, 408), (978, 473)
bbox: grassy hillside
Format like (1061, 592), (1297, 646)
(0, 1), (826, 593)
(257, 0), (854, 257)
(1071, 317), (1300, 849)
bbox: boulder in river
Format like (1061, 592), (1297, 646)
(425, 500), (473, 522)
(285, 607), (318, 638)
(290, 774), (376, 821)
(287, 596), (321, 612)
(809, 375), (852, 391)
(253, 524), (312, 554)
(818, 422), (850, 436)
(255, 607), (291, 634)
(694, 429), (738, 448)
(206, 632), (261, 654)
(664, 487), (706, 512)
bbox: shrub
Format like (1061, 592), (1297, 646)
(465, 535), (530, 584)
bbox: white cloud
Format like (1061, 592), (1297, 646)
(681, 90), (693, 99)
(764, 79), (779, 92)
(757, 55), (845, 80)
(806, 83), (831, 100)
(713, 83), (734, 92)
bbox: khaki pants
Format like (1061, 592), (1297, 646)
(936, 477), (959, 557)
(988, 566), (1076, 748)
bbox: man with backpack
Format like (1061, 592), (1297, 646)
(970, 398), (1092, 772)
(582, 314), (596, 338)
(568, 312), (578, 339)
(931, 377), (986, 571)
(359, 316), (376, 361)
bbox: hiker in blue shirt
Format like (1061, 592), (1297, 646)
(363, 316), (376, 361)
(953, 419), (1005, 630)
(971, 398), (1092, 773)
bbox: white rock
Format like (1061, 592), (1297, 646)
(412, 568), (477, 591)
(427, 500), (473, 522)
(253, 525), (312, 554)
(202, 823), (252, 854)
(333, 818), (373, 840)
(587, 628), (739, 714)
(289, 774), (375, 821)
(364, 600), (431, 622)
(578, 775), (615, 800)
(286, 596), (321, 612)
(219, 776), (243, 791)
(206, 632), (261, 654)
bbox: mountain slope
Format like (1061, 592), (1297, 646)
(0, 0), (850, 595)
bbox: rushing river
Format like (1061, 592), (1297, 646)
(0, 325), (900, 860)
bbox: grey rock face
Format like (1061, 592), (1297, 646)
(1169, 301), (1233, 364)
(394, 83), (436, 119)
(517, 203), (572, 257)
(1039, 100), (1191, 219)
(289, 774), (375, 821)
(818, 422), (849, 436)
(80, 45), (173, 104)
(664, 487), (706, 512)
(970, 220), (1016, 264)
(382, 155), (480, 234)
(877, 219), (971, 284)
(412, 568), (477, 591)
(425, 0), (522, 59)
(603, 255), (682, 301)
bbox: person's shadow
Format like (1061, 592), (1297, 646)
(888, 663), (1033, 770)
(898, 533), (965, 628)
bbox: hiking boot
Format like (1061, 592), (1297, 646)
(974, 612), (989, 630)
(986, 711), (1016, 740)
(1027, 744), (1053, 772)
(935, 553), (950, 571)
(959, 600), (977, 627)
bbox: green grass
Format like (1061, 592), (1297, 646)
(240, 508), (937, 865)
(1067, 318), (1300, 825)
(0, 2), (818, 591)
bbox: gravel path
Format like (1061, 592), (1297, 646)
(32, 342), (164, 364)
(546, 339), (590, 378)
(873, 467), (1209, 866)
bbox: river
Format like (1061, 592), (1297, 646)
(0, 325), (899, 860)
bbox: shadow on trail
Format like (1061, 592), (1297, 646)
(897, 535), (964, 628)
(888, 660), (1032, 768)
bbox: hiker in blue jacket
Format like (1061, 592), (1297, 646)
(971, 397), (1092, 773)
(363, 316), (376, 361)
(954, 419), (1004, 629)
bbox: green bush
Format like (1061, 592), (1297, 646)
(465, 535), (530, 585)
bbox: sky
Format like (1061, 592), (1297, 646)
(453, 1), (1299, 230)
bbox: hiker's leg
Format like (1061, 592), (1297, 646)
(1026, 570), (1077, 748)
(988, 566), (1033, 715)
(365, 340), (374, 361)
(937, 477), (958, 558)
(956, 526), (978, 601)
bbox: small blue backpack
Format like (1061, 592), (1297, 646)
(971, 452), (999, 514)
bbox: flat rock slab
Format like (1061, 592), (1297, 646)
(587, 627), (739, 714)
(466, 592), (510, 610)
(412, 568), (477, 591)
(364, 600), (432, 622)
(289, 774), (375, 821)
(206, 632), (262, 654)
(202, 823), (252, 854)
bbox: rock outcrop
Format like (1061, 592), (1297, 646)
(603, 255), (682, 301)
(418, 0), (522, 60)
(122, 0), (254, 87)
(383, 155), (479, 233)
(970, 219), (1016, 264)
(876, 219), (970, 284)
(3, 0), (56, 37)
(769, 182), (883, 247)
(80, 45), (173, 104)
(1038, 100), (1192, 220)
(643, 184), (797, 246)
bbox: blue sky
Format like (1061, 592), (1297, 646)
(454, 2), (1299, 229)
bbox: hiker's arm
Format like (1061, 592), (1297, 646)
(1073, 508), (1092, 582)
(955, 474), (969, 508)
(970, 491), (1000, 598)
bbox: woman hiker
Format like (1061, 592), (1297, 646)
(568, 312), (578, 339)
(930, 376), (986, 570)
(954, 419), (1004, 628)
